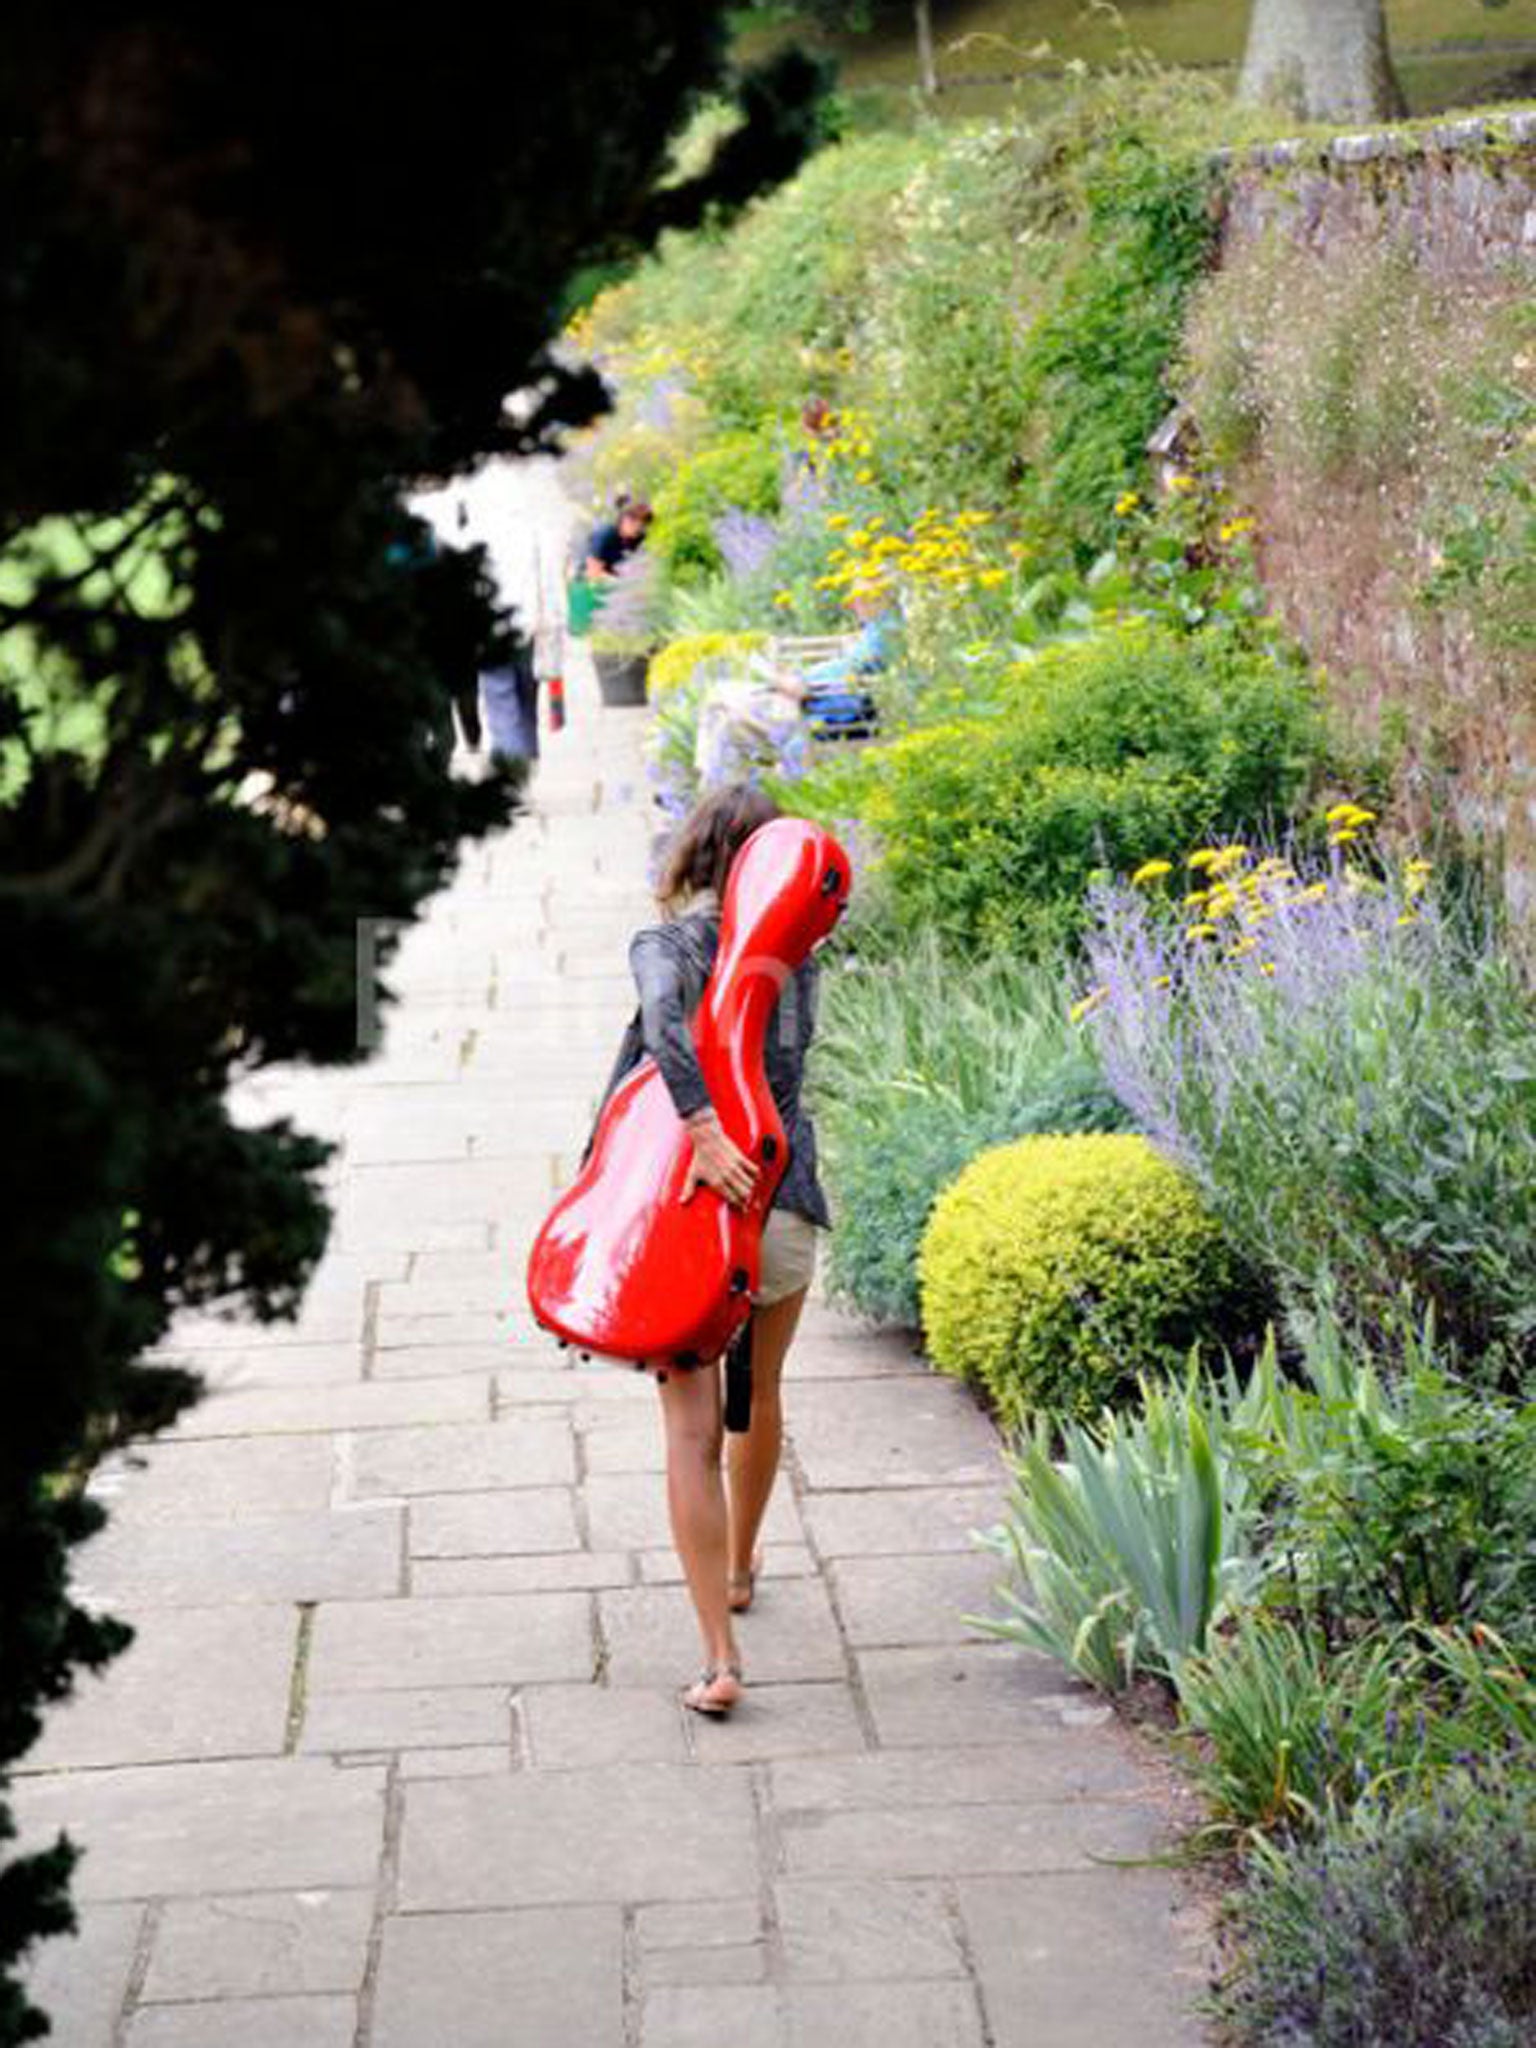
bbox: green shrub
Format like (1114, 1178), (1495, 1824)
(1015, 137), (1217, 559)
(811, 939), (1125, 1324)
(1265, 1369), (1536, 1660)
(860, 123), (1042, 513)
(596, 129), (924, 427)
(1212, 1758), (1536, 2046)
(796, 622), (1317, 952)
(918, 1132), (1266, 1423)
(650, 427), (782, 586)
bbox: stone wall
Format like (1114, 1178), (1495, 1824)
(1222, 112), (1536, 276)
(1201, 115), (1536, 937)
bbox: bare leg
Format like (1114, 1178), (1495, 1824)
(658, 1363), (741, 1708)
(726, 1287), (809, 1603)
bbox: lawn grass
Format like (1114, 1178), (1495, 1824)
(740, 0), (1536, 117)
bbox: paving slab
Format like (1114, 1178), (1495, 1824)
(408, 1486), (580, 1556)
(373, 1905), (625, 2048)
(13, 1759), (385, 1900)
(829, 1551), (1008, 1647)
(394, 1744), (512, 1778)
(582, 1415), (666, 1473)
(640, 1982), (987, 2048)
(787, 1378), (1002, 1491)
(799, 1486), (1007, 1558)
(23, 1606), (295, 1769)
(343, 1417), (574, 1498)
(957, 1873), (1205, 2046)
(412, 1551), (634, 1595)
(371, 1341), (539, 1382)
(688, 1682), (867, 1764)
(776, 1879), (965, 1983)
(157, 1343), (364, 1389)
(86, 1436), (336, 1524)
(854, 1643), (1086, 1748)
(600, 1580), (845, 1687)
(637, 1900), (763, 1952)
(771, 1740), (1150, 1813)
(142, 1890), (374, 2002)
(20, 1901), (142, 2048)
(307, 1591), (593, 1691)
(168, 1375), (489, 1437)
(646, 1944), (768, 1986)
(778, 1797), (1161, 1881)
(585, 1471), (802, 1553)
(68, 1506), (403, 1609)
(299, 1684), (512, 1754)
(638, 1542), (815, 1586)
(785, 1336), (927, 1380)
(375, 1307), (543, 1351)
(126, 1996), (357, 2048)
(396, 1764), (760, 1910)
(522, 1684), (690, 1767)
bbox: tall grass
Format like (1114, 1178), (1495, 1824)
(812, 934), (1124, 1322)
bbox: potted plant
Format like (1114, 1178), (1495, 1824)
(583, 548), (660, 706)
(589, 624), (654, 706)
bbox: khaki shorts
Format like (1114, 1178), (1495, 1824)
(756, 1210), (820, 1308)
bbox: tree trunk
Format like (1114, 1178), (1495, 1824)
(914, 0), (938, 97)
(1239, 0), (1408, 122)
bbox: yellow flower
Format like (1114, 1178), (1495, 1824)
(1227, 935), (1258, 958)
(1069, 987), (1110, 1024)
(1151, 974), (1172, 990)
(1259, 962), (1277, 976)
(1208, 845), (1249, 876)
(1329, 828), (1359, 846)
(826, 513), (850, 531)
(773, 591), (794, 608)
(1187, 849), (1221, 872)
(1218, 516), (1256, 544)
(1184, 923), (1219, 942)
(978, 569), (1008, 588)
(1169, 472), (1197, 494)
(855, 469), (875, 485)
(1395, 911), (1419, 927)
(1132, 858), (1173, 886)
(1113, 490), (1140, 517)
(1298, 882), (1329, 904)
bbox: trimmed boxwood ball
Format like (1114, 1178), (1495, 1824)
(918, 1133), (1263, 1423)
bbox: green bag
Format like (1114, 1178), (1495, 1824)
(567, 576), (604, 636)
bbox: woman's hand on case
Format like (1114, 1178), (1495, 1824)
(681, 1109), (758, 1208)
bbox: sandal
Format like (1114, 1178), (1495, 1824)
(727, 1556), (763, 1614)
(682, 1663), (744, 1718)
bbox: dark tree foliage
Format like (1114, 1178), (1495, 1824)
(0, 12), (824, 2041)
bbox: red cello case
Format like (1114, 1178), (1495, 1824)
(526, 818), (851, 1367)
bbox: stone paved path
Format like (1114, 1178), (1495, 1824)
(17, 463), (1204, 2047)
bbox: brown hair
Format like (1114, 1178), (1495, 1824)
(656, 785), (780, 912)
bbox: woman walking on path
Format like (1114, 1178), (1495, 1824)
(595, 786), (830, 1717)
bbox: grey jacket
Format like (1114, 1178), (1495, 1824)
(594, 908), (830, 1229)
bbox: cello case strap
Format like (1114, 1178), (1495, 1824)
(723, 1312), (754, 1435)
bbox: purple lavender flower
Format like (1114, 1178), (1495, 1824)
(637, 370), (689, 433)
(713, 509), (779, 582)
